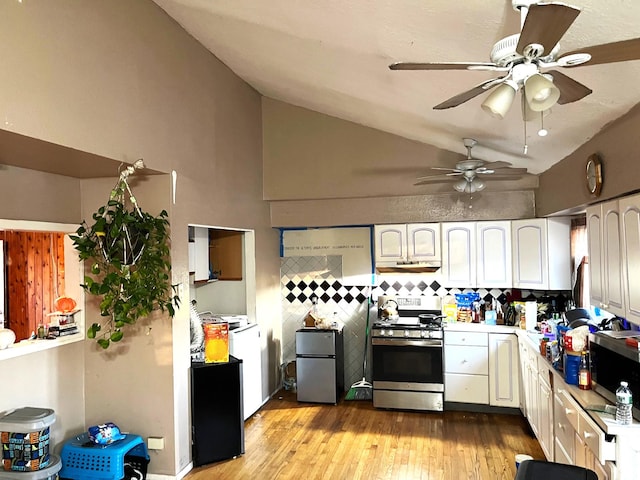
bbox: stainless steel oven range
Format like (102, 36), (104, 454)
(371, 295), (444, 411)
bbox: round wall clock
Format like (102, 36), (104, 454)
(586, 154), (603, 197)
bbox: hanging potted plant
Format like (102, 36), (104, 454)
(71, 160), (180, 349)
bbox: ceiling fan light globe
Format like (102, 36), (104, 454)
(524, 73), (560, 111)
(522, 95), (551, 122)
(454, 178), (469, 193)
(481, 82), (517, 119)
(471, 178), (486, 192)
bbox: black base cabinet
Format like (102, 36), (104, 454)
(191, 356), (245, 466)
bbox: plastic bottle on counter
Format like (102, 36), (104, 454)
(616, 381), (633, 425)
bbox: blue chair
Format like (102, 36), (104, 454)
(515, 460), (597, 479)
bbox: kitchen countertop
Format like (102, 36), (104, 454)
(445, 321), (640, 435)
(443, 321), (519, 334)
(517, 328), (640, 436)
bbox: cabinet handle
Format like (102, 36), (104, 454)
(557, 423), (565, 431)
(583, 431), (593, 439)
(565, 408), (573, 415)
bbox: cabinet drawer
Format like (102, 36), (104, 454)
(445, 345), (488, 375)
(445, 373), (489, 404)
(445, 331), (488, 346)
(578, 407), (616, 463)
(558, 388), (581, 433)
(553, 390), (575, 460)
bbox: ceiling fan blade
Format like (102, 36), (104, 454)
(483, 175), (523, 181)
(414, 176), (460, 186)
(489, 167), (529, 175)
(433, 77), (505, 110)
(416, 172), (461, 181)
(389, 62), (502, 71)
(428, 167), (461, 172)
(479, 161), (512, 170)
(547, 70), (592, 104)
(517, 3), (580, 57)
(559, 38), (640, 66)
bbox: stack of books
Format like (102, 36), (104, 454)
(47, 310), (80, 337)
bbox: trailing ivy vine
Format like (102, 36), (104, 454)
(71, 161), (180, 349)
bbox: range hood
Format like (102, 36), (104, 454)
(375, 261), (441, 274)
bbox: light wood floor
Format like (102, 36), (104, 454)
(185, 391), (544, 480)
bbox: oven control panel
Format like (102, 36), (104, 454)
(371, 328), (443, 339)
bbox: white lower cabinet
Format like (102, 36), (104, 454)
(553, 388), (575, 464)
(488, 333), (519, 407)
(538, 358), (555, 461)
(519, 335), (621, 479)
(444, 331), (488, 404)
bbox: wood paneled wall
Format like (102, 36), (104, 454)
(1, 231), (65, 340)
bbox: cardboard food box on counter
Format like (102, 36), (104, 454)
(304, 311), (320, 328)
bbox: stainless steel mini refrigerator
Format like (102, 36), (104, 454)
(295, 328), (344, 404)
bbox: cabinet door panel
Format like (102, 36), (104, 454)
(538, 379), (554, 461)
(194, 227), (210, 281)
(512, 219), (548, 289)
(374, 224), (406, 263)
(489, 333), (519, 407)
(620, 196), (640, 324)
(407, 223), (440, 261)
(603, 203), (624, 315)
(442, 223), (476, 287)
(587, 205), (604, 308)
(477, 221), (512, 288)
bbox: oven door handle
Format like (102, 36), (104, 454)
(372, 338), (443, 347)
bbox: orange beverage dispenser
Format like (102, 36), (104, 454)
(203, 322), (229, 363)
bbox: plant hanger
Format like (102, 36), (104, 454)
(71, 160), (180, 349)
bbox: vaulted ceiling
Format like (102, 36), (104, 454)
(153, 0), (640, 178)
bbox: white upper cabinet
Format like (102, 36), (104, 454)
(192, 226), (210, 281)
(587, 205), (604, 308)
(407, 223), (441, 262)
(476, 221), (512, 288)
(587, 202), (625, 316)
(442, 221), (511, 288)
(374, 223), (440, 266)
(442, 222), (476, 287)
(619, 194), (640, 324)
(512, 218), (571, 290)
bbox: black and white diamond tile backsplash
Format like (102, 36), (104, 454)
(281, 256), (570, 392)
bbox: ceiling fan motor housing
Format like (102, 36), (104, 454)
(490, 34), (560, 66)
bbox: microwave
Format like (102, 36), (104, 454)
(589, 331), (640, 421)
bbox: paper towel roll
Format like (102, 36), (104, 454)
(525, 301), (537, 331)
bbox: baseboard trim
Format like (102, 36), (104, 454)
(146, 461), (193, 480)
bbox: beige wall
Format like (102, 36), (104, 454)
(537, 103), (640, 216)
(263, 98), (538, 225)
(0, 1), (280, 477)
(0, 166), (85, 449)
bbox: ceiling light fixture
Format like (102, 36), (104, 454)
(481, 80), (518, 119)
(454, 177), (486, 194)
(524, 73), (560, 112)
(480, 64), (561, 120)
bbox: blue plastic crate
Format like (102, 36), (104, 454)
(59, 433), (149, 480)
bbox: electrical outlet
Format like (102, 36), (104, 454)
(148, 436), (165, 450)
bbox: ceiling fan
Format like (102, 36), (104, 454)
(414, 138), (528, 193)
(389, 0), (640, 119)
